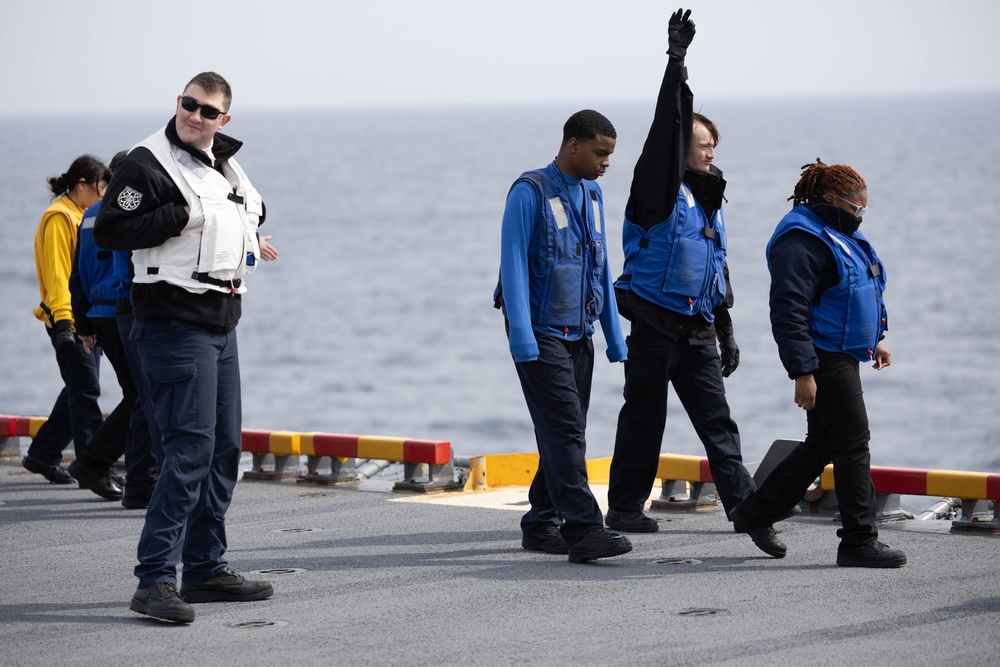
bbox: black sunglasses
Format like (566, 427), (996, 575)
(180, 96), (226, 120)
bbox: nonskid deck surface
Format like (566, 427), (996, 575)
(1, 458), (997, 667)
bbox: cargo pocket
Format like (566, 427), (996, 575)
(145, 363), (203, 432)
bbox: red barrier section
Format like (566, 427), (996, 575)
(403, 439), (451, 465)
(699, 458), (714, 483)
(310, 433), (360, 458)
(0, 416), (14, 437)
(987, 474), (1000, 501)
(241, 429), (272, 453)
(14, 417), (34, 437)
(871, 467), (928, 496)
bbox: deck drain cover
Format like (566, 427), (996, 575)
(298, 492), (328, 497)
(232, 620), (289, 628)
(276, 527), (321, 533)
(677, 608), (727, 617)
(656, 558), (702, 565)
(254, 568), (306, 576)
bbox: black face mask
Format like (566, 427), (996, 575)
(809, 202), (861, 235)
(836, 207), (862, 235)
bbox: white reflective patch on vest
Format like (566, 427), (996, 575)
(117, 186), (142, 212)
(680, 183), (695, 208)
(592, 200), (602, 234)
(549, 196), (569, 230)
(825, 229), (852, 255)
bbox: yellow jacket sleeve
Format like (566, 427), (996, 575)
(38, 212), (77, 326)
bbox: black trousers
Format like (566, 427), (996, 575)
(608, 318), (755, 516)
(738, 349), (878, 549)
(74, 317), (134, 471)
(27, 325), (103, 465)
(511, 330), (603, 545)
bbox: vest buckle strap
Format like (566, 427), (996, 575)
(190, 271), (242, 290)
(228, 191), (245, 205)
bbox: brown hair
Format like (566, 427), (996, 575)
(789, 158), (865, 206)
(185, 72), (233, 112)
(693, 112), (719, 146)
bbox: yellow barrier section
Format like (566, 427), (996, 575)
(299, 433), (317, 457)
(29, 418), (46, 438)
(270, 431), (301, 457)
(655, 454), (703, 481)
(586, 457), (612, 484)
(481, 453), (538, 487)
(927, 470), (988, 499)
(358, 436), (406, 462)
(820, 464), (836, 490)
(462, 453), (612, 490)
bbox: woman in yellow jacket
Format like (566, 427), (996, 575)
(23, 155), (111, 484)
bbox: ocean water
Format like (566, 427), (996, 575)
(2, 92), (998, 472)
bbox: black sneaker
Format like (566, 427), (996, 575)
(22, 456), (73, 484)
(730, 506), (787, 558)
(130, 582), (195, 623)
(68, 460), (123, 501)
(567, 528), (632, 563)
(522, 525), (569, 554)
(605, 508), (659, 533)
(837, 540), (906, 568)
(180, 567), (274, 603)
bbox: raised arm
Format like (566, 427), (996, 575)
(629, 8), (696, 231)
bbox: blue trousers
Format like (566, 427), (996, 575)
(511, 330), (603, 545)
(132, 319), (242, 587)
(609, 318), (755, 516)
(117, 312), (161, 498)
(27, 325), (103, 465)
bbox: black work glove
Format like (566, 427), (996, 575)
(716, 324), (740, 378)
(667, 8), (696, 60)
(53, 319), (76, 355)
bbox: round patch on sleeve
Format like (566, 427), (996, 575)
(117, 186), (143, 211)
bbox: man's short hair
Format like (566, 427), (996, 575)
(693, 112), (719, 146)
(562, 109), (616, 147)
(185, 72), (233, 112)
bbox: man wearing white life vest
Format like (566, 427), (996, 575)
(95, 71), (273, 624)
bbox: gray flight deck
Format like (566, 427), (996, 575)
(1, 456), (998, 667)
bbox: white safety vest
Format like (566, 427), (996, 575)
(131, 130), (262, 294)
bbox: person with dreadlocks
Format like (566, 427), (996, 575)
(729, 159), (907, 568)
(605, 8), (756, 534)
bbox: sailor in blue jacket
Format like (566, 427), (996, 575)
(605, 9), (756, 534)
(730, 159), (907, 568)
(66, 151), (132, 502)
(495, 109), (631, 564)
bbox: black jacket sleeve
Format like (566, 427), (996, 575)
(768, 229), (833, 378)
(94, 147), (189, 251)
(712, 262), (735, 327)
(629, 54), (693, 231)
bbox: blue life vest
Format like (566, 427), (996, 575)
(496, 162), (608, 335)
(615, 182), (727, 322)
(76, 203), (119, 318)
(767, 205), (887, 362)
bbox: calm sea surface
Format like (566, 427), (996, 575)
(2, 93), (998, 471)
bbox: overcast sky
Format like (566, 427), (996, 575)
(2, 0), (998, 116)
